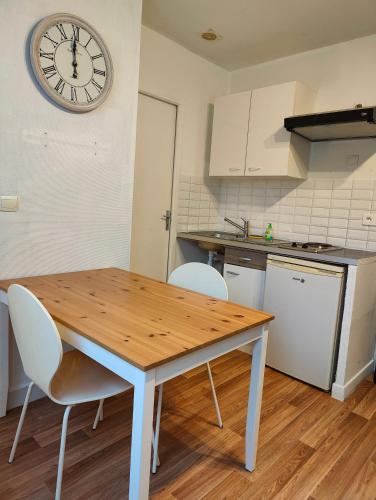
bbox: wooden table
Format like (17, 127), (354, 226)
(0, 268), (274, 499)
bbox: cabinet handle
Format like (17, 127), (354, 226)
(226, 270), (240, 276)
(239, 257), (252, 261)
(248, 167), (261, 172)
(229, 168), (241, 172)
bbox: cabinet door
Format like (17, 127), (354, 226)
(245, 82), (296, 177)
(209, 91), (251, 176)
(223, 263), (265, 309)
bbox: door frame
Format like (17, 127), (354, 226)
(135, 90), (182, 280)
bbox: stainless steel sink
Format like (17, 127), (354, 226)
(188, 231), (244, 241)
(185, 230), (287, 246)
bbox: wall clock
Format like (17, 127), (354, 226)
(30, 13), (113, 112)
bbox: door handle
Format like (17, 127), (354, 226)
(229, 168), (241, 172)
(226, 270), (239, 276)
(161, 209), (171, 231)
(248, 167), (261, 172)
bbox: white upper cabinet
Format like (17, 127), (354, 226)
(209, 91), (251, 176)
(209, 81), (315, 178)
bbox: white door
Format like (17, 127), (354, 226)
(223, 264), (265, 309)
(245, 82), (296, 177)
(209, 91), (252, 176)
(264, 259), (344, 390)
(131, 93), (177, 281)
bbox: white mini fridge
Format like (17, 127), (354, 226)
(264, 254), (345, 390)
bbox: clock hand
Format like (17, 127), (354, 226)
(72, 36), (78, 79)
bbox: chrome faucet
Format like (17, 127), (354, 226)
(224, 217), (249, 238)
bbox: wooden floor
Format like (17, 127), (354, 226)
(0, 351), (375, 500)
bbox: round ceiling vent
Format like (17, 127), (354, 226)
(201, 29), (222, 41)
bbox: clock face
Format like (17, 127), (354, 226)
(30, 14), (113, 112)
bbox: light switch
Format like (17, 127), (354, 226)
(0, 196), (19, 211)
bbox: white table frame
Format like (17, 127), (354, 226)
(0, 290), (269, 500)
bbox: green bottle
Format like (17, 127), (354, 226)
(265, 223), (273, 241)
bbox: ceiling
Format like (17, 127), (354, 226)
(142, 0), (376, 70)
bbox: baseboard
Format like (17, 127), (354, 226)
(7, 383), (46, 411)
(331, 360), (374, 401)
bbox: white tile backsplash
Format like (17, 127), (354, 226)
(177, 175), (376, 250)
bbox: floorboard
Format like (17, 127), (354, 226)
(0, 351), (375, 499)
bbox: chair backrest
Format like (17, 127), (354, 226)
(8, 284), (63, 398)
(168, 263), (228, 300)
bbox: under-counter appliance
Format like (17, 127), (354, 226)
(264, 255), (345, 390)
(284, 106), (376, 142)
(278, 241), (342, 253)
(223, 247), (266, 309)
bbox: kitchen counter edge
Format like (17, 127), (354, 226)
(177, 232), (376, 266)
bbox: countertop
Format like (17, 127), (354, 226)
(177, 232), (376, 266)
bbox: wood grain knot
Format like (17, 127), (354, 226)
(233, 314), (244, 318)
(210, 328), (219, 332)
(221, 319), (230, 323)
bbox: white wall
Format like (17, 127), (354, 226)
(139, 26), (230, 178)
(0, 0), (142, 405)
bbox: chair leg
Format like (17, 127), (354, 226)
(206, 362), (223, 428)
(93, 399), (104, 430)
(8, 381), (34, 463)
(152, 384), (163, 473)
(55, 405), (72, 500)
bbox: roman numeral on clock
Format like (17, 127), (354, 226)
(91, 79), (103, 93)
(91, 53), (103, 61)
(93, 68), (106, 77)
(71, 24), (80, 41)
(84, 88), (93, 102)
(42, 64), (57, 79)
(39, 49), (54, 61)
(43, 32), (58, 48)
(55, 78), (65, 95)
(56, 23), (67, 40)
(84, 36), (92, 48)
(70, 86), (77, 102)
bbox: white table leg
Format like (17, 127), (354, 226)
(0, 301), (9, 417)
(245, 326), (268, 471)
(129, 369), (156, 500)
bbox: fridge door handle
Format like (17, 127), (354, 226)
(225, 270), (240, 276)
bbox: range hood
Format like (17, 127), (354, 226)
(284, 106), (376, 142)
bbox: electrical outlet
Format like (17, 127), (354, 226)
(0, 196), (19, 211)
(362, 212), (376, 226)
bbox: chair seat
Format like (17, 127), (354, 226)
(50, 350), (132, 405)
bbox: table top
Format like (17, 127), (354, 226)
(0, 268), (274, 370)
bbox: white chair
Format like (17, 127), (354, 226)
(152, 262), (228, 473)
(7, 284), (132, 500)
